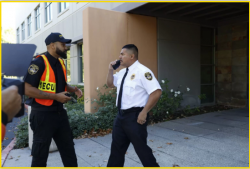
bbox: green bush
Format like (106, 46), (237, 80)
(14, 116), (29, 149)
(67, 110), (116, 138)
(150, 79), (190, 123)
(91, 84), (117, 115)
(150, 79), (193, 123)
(67, 84), (117, 138)
(65, 102), (84, 111)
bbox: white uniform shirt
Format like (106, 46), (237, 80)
(113, 60), (162, 110)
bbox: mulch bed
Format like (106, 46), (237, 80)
(149, 104), (235, 124)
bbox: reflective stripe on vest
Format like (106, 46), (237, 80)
(58, 58), (67, 91)
(35, 55), (67, 106)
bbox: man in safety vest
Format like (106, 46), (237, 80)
(24, 32), (82, 167)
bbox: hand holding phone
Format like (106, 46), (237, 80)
(112, 60), (120, 70)
(64, 93), (77, 103)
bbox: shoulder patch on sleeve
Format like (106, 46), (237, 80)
(145, 72), (153, 81)
(28, 64), (39, 75)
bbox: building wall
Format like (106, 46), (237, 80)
(15, 2), (138, 85)
(16, 2), (88, 50)
(83, 7), (157, 113)
(215, 22), (248, 107)
(157, 18), (201, 107)
(15, 2), (128, 53)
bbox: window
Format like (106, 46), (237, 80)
(16, 28), (20, 43)
(200, 27), (215, 104)
(35, 6), (40, 31)
(45, 2), (52, 23)
(78, 44), (84, 82)
(27, 15), (31, 37)
(64, 51), (71, 83)
(59, 2), (69, 13)
(21, 22), (25, 41)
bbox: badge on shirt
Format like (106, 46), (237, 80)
(131, 74), (135, 80)
(145, 72), (152, 80)
(28, 64), (39, 75)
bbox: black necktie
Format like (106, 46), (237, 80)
(118, 68), (129, 110)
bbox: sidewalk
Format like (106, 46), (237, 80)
(2, 108), (249, 167)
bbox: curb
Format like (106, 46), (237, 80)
(1, 137), (16, 167)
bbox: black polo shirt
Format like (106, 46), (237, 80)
(24, 52), (67, 111)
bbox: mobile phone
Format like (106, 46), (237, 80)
(112, 60), (120, 70)
(65, 93), (71, 97)
(65, 93), (77, 103)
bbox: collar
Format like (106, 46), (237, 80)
(128, 60), (139, 72)
(45, 52), (58, 66)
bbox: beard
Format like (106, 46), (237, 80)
(56, 47), (67, 59)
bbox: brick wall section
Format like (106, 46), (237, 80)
(215, 22), (248, 107)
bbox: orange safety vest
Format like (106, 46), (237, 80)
(35, 55), (67, 106)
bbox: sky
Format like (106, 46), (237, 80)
(1, 2), (17, 31)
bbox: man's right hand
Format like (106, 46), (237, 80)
(2, 85), (22, 122)
(55, 91), (72, 103)
(109, 60), (118, 70)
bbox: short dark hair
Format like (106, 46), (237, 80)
(122, 44), (138, 59)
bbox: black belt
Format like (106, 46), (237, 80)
(119, 107), (144, 114)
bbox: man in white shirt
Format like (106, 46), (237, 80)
(106, 44), (162, 167)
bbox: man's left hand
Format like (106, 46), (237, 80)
(74, 86), (83, 99)
(137, 111), (147, 125)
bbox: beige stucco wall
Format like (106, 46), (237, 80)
(83, 7), (157, 113)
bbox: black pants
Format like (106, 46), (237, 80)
(29, 108), (77, 167)
(107, 107), (159, 167)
